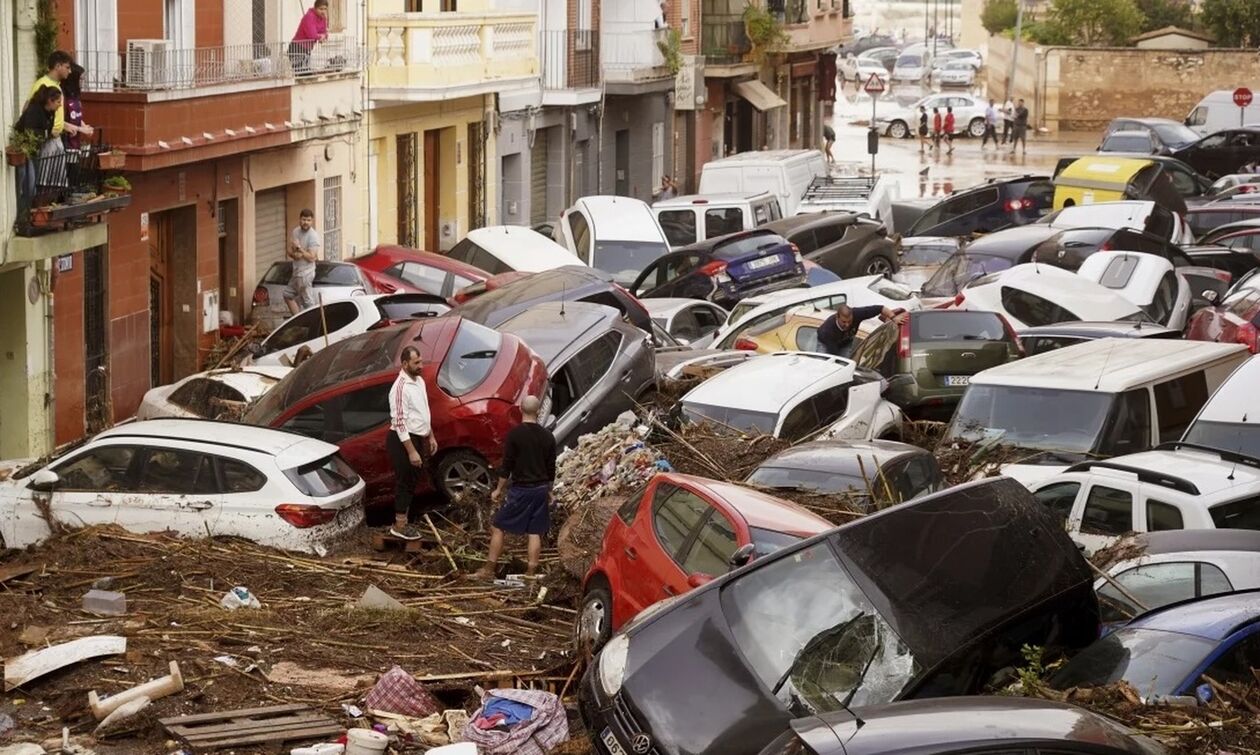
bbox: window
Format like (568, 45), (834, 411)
(576, 0), (592, 47)
(1080, 485), (1133, 536)
(911, 312), (1006, 342)
(682, 512), (738, 576)
(438, 320), (502, 397)
(323, 176), (342, 261)
(1210, 494), (1260, 529)
(1187, 106), (1207, 127)
(705, 208), (744, 238)
(567, 212), (592, 264)
(658, 210), (698, 247)
(810, 383), (850, 428)
(283, 454), (360, 497)
(55, 446), (137, 491)
(794, 326), (820, 352)
(1096, 255), (1140, 289)
(653, 486), (711, 559)
(1153, 371), (1209, 443)
(136, 449), (217, 495)
(670, 309), (702, 341)
(1145, 270), (1180, 325)
(1034, 482), (1079, 522)
(220, 459), (267, 493)
(1198, 634), (1260, 688)
(1146, 500), (1184, 531)
(1000, 286), (1079, 327)
(391, 262), (447, 296)
(282, 404), (328, 440)
(779, 401), (818, 442)
(1097, 388), (1152, 455)
(617, 482), (650, 525)
(888, 455), (943, 503)
(569, 333), (620, 397)
(262, 302), (359, 353)
(679, 0), (691, 37)
(326, 0), (346, 31)
(1200, 133), (1227, 150)
(448, 240), (507, 276)
(788, 229), (819, 255)
(693, 305), (724, 334)
(339, 384), (392, 437)
(1021, 335), (1083, 356)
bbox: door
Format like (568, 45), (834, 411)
(217, 199), (241, 324)
(614, 129), (630, 197)
(1075, 482), (1136, 554)
(423, 130), (441, 251)
(824, 381), (885, 440)
(83, 245), (110, 434)
(131, 446), (223, 536)
(396, 133), (418, 248)
(553, 332), (622, 444)
(530, 129), (549, 226)
(253, 188), (288, 288)
(149, 212), (174, 387)
(40, 445), (142, 542)
(621, 483), (706, 615)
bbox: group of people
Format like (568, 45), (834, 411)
(14, 51), (95, 209)
(915, 97), (1030, 157)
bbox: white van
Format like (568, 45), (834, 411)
(698, 150), (828, 216)
(1186, 89), (1260, 136)
(1183, 354), (1260, 458)
(447, 226), (583, 275)
(651, 192), (783, 248)
(942, 338), (1250, 489)
(555, 196), (671, 286)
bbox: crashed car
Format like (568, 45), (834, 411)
(745, 439), (944, 508)
(136, 365), (291, 420)
(579, 476), (1101, 755)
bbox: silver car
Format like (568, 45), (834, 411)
(249, 261), (374, 332)
(931, 61), (977, 87)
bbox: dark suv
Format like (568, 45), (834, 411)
(903, 176), (1055, 238)
(761, 212), (898, 277)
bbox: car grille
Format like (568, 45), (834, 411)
(608, 694), (662, 755)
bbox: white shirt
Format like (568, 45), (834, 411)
(389, 369), (432, 441)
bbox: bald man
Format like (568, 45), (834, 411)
(476, 395), (557, 579)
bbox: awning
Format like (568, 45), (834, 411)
(734, 80), (787, 111)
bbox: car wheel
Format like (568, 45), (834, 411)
(436, 450), (493, 501)
(576, 580), (614, 653)
(888, 120), (909, 139)
(968, 117), (986, 138)
(864, 255), (897, 276)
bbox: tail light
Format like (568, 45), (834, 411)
(252, 286), (269, 306)
(367, 318), (393, 331)
(734, 337), (759, 351)
(1100, 241), (1112, 251)
(789, 243), (803, 264)
(1005, 198), (1034, 212)
(274, 504), (338, 529)
(998, 314), (1025, 356)
(1237, 322), (1259, 353)
(1212, 270), (1233, 284)
(699, 260), (729, 277)
(897, 318), (911, 358)
(952, 292), (966, 307)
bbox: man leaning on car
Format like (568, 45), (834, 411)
(818, 303), (907, 359)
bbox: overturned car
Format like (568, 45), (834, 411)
(579, 476), (1100, 755)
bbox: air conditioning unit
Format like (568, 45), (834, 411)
(126, 39), (172, 90)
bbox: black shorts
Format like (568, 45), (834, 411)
(918, 126), (928, 136)
(492, 484), (551, 535)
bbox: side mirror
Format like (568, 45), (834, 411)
(728, 543), (757, 569)
(675, 337), (692, 347)
(29, 469), (59, 492)
(1202, 289), (1219, 304)
(687, 573), (715, 588)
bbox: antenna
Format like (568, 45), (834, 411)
(1228, 415), (1247, 481)
(559, 280), (566, 317)
(1093, 340), (1118, 391)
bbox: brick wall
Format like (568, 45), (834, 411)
(83, 87), (292, 151)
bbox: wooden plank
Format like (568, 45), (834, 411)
(183, 722), (344, 749)
(168, 713), (334, 738)
(159, 703), (309, 726)
(0, 563), (39, 584)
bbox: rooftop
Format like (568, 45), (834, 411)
(672, 474), (832, 536)
(1069, 446), (1260, 497)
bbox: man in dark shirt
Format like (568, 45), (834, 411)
(816, 303), (907, 358)
(475, 395), (557, 579)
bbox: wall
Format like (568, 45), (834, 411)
(496, 106), (598, 223)
(600, 92), (671, 200)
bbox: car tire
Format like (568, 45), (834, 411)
(888, 120), (909, 139)
(968, 117), (986, 138)
(863, 254), (897, 276)
(576, 579), (614, 653)
(435, 450), (493, 501)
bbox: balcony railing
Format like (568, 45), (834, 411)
(701, 20), (750, 65)
(602, 29), (670, 81)
(13, 143), (131, 237)
(541, 29), (601, 90)
(369, 12), (538, 94)
(76, 37), (363, 93)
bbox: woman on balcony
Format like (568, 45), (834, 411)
(14, 86), (63, 216)
(289, 0), (330, 75)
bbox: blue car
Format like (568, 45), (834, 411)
(628, 229), (806, 308)
(1050, 590), (1260, 701)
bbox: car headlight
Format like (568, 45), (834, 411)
(598, 634), (631, 698)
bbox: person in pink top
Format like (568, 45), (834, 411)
(289, 0), (329, 75)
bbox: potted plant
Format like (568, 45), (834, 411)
(6, 128), (41, 167)
(97, 150), (126, 170)
(103, 175), (131, 195)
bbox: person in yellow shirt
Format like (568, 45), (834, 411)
(28, 50), (91, 140)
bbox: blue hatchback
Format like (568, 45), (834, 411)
(1049, 590), (1260, 701)
(629, 229), (806, 308)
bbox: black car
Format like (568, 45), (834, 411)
(579, 476), (1100, 755)
(1182, 243), (1260, 280)
(450, 265), (653, 334)
(629, 229), (805, 308)
(1173, 127), (1260, 179)
(1102, 117), (1201, 152)
(760, 697), (1169, 755)
(761, 212), (898, 277)
(1187, 202), (1260, 238)
(902, 175), (1055, 238)
(1018, 320), (1182, 356)
(1099, 130), (1163, 155)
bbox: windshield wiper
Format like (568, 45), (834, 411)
(838, 639), (883, 710)
(771, 614), (862, 697)
(460, 350), (497, 359)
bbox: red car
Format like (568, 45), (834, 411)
(451, 271), (533, 305)
(576, 473), (832, 649)
(351, 245), (491, 298)
(242, 316), (547, 510)
(1187, 267), (1260, 353)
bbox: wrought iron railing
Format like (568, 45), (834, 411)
(701, 20), (750, 65)
(13, 140), (131, 236)
(541, 29), (600, 90)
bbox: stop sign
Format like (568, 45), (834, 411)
(1234, 87), (1253, 108)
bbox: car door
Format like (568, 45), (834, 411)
(551, 332), (623, 445)
(679, 506), (742, 582)
(213, 455), (276, 538)
(1097, 560), (1233, 624)
(668, 307), (703, 343)
(1032, 481), (1081, 527)
(30, 445), (143, 543)
(1182, 627), (1260, 695)
(657, 208), (699, 247)
(130, 446), (224, 537)
(621, 483), (713, 615)
(1075, 481), (1138, 554)
(689, 303), (727, 347)
(1177, 132), (1229, 177)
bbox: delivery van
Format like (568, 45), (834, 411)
(697, 149), (828, 216)
(1185, 89), (1260, 136)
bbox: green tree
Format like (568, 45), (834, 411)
(1200, 0), (1260, 46)
(982, 0), (1019, 34)
(1047, 0), (1146, 45)
(1134, 0), (1194, 32)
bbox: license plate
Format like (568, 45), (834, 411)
(943, 375), (970, 386)
(601, 728), (629, 755)
(746, 255), (780, 271)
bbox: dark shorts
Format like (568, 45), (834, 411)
(493, 484), (551, 536)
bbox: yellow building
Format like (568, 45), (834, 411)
(364, 0), (541, 249)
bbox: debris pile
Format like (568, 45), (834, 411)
(551, 413), (665, 519)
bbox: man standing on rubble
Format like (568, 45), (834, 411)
(475, 396), (556, 581)
(817, 303), (907, 359)
(387, 346), (437, 541)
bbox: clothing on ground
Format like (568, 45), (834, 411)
(498, 422), (557, 485)
(816, 304), (884, 357)
(461, 688), (568, 755)
(493, 483), (551, 536)
(389, 369), (432, 440)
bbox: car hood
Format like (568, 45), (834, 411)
(614, 477), (1099, 755)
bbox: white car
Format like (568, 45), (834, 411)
(952, 263), (1147, 329)
(1076, 251), (1192, 330)
(556, 196), (671, 286)
(1039, 200), (1195, 247)
(251, 293), (449, 367)
(680, 352), (903, 442)
(1029, 445), (1260, 555)
(641, 298), (730, 348)
(249, 261), (375, 332)
(930, 61), (977, 88)
(874, 93), (987, 139)
(447, 225), (584, 275)
(711, 275), (921, 350)
(932, 48), (983, 71)
(0, 420), (365, 553)
(137, 366), (291, 420)
(1183, 354), (1260, 457)
(843, 56), (891, 85)
(891, 52), (931, 82)
(1095, 529), (1260, 624)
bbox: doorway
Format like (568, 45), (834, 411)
(614, 129), (630, 196)
(396, 133), (418, 248)
(84, 245), (110, 433)
(423, 129), (441, 251)
(149, 205), (198, 388)
(217, 199), (240, 326)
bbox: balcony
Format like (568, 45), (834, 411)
(701, 19), (751, 66)
(773, 0), (853, 52)
(601, 29), (674, 91)
(541, 29), (601, 103)
(368, 12), (539, 102)
(9, 146), (128, 257)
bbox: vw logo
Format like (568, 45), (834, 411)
(631, 734), (652, 754)
(961, 352), (976, 358)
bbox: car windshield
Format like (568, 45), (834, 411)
(900, 240), (958, 266)
(263, 262), (361, 286)
(945, 385), (1122, 459)
(898, 56), (921, 67)
(682, 401), (779, 435)
(284, 454), (361, 497)
(721, 541), (920, 716)
(1048, 628), (1213, 697)
(747, 466), (873, 497)
(437, 320), (502, 397)
(594, 241), (669, 286)
(921, 254), (1014, 297)
(1151, 122), (1199, 146)
(1184, 420), (1260, 460)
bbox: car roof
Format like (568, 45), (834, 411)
(967, 264), (1143, 321)
(756, 440), (925, 475)
(1105, 130), (1155, 138)
(1065, 445), (1260, 497)
(683, 229), (783, 255)
(666, 473), (832, 536)
(1126, 590), (1260, 640)
(494, 301), (619, 365)
(464, 226), (582, 268)
(1196, 355), (1260, 424)
(652, 192), (776, 208)
(739, 275), (882, 309)
(764, 211), (862, 234)
(963, 225), (1062, 255)
(1047, 200), (1157, 229)
(683, 352), (852, 412)
(1126, 528), (1260, 557)
(452, 265), (614, 322)
(1111, 117), (1184, 127)
(970, 337), (1246, 392)
(190, 366), (292, 392)
(703, 149), (821, 165)
(1016, 320), (1180, 339)
(358, 245), (489, 278)
(95, 419), (338, 468)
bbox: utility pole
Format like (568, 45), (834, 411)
(1007, 0), (1025, 100)
(923, 0), (929, 45)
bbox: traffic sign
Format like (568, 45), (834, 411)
(863, 73), (886, 94)
(1234, 87), (1253, 108)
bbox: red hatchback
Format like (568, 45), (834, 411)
(577, 473), (833, 650)
(1187, 267), (1260, 353)
(351, 245), (491, 298)
(242, 316), (547, 511)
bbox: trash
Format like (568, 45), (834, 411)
(94, 695), (151, 735)
(212, 656), (238, 668)
(90, 577), (114, 590)
(0, 714), (14, 736)
(267, 662), (374, 694)
(81, 589), (127, 616)
(341, 704), (363, 718)
(363, 666), (440, 718)
(461, 689), (568, 755)
(218, 586), (261, 610)
(16, 626), (49, 646)
(88, 660), (184, 719)
(357, 585), (406, 611)
(442, 710), (469, 742)
(344, 729), (389, 755)
(369, 711), (447, 746)
(5, 636), (127, 691)
(290, 745), (344, 755)
(159, 704), (341, 751)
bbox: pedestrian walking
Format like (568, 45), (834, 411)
(943, 107), (956, 154)
(822, 122), (836, 163)
(931, 107), (942, 152)
(386, 346), (438, 541)
(917, 105), (929, 154)
(475, 395), (557, 580)
(817, 303), (908, 359)
(289, 0), (329, 74)
(1010, 98), (1030, 155)
(1001, 98), (1015, 144)
(982, 98), (999, 149)
(284, 209), (322, 315)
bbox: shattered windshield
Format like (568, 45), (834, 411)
(921, 254), (1014, 297)
(721, 541), (919, 717)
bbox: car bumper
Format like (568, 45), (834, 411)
(579, 665), (672, 755)
(250, 490), (367, 554)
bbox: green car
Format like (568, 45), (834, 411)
(852, 310), (1023, 420)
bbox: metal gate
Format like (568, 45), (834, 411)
(396, 133), (418, 248)
(253, 188), (287, 284)
(530, 127), (549, 226)
(84, 245), (110, 433)
(468, 122), (486, 230)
